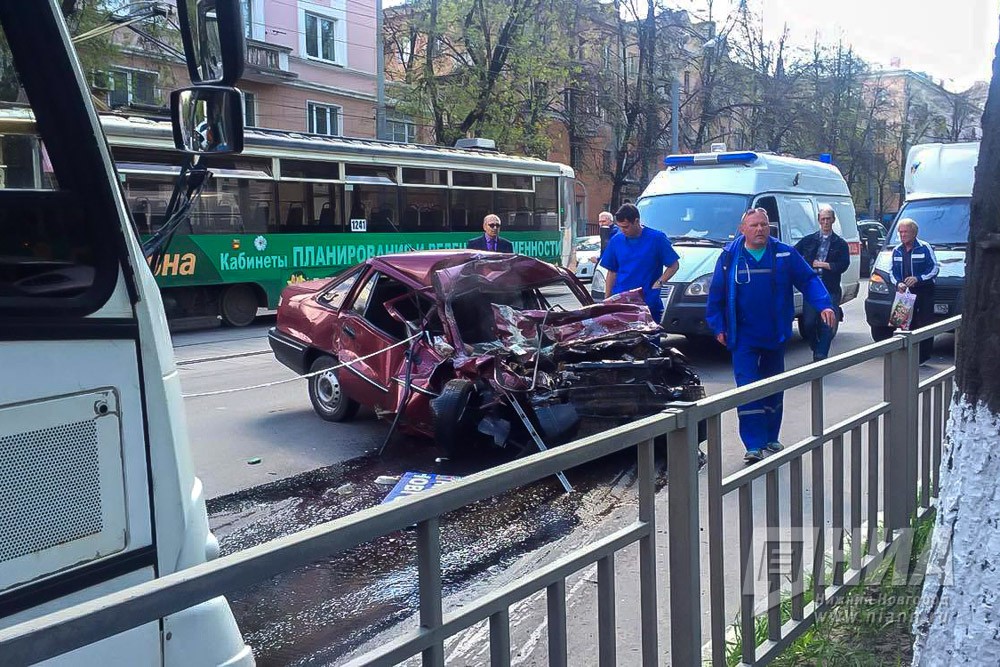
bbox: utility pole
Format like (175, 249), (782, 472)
(671, 79), (679, 153)
(375, 0), (387, 140)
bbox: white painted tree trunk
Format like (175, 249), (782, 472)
(912, 396), (1000, 665)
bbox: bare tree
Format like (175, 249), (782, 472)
(911, 16), (1000, 664)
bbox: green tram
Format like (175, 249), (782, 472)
(100, 115), (577, 326)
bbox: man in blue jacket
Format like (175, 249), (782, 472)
(706, 208), (837, 464)
(890, 218), (939, 364)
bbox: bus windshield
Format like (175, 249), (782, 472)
(636, 193), (751, 244)
(890, 197), (970, 248)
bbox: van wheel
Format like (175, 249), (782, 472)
(432, 379), (478, 458)
(308, 357), (360, 422)
(870, 325), (894, 342)
(220, 284), (259, 327)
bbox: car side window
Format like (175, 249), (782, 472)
(318, 268), (362, 309)
(349, 272), (377, 316)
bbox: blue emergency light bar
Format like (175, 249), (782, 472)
(663, 151), (759, 167)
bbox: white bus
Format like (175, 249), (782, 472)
(0, 1), (250, 664)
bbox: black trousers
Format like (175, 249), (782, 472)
(911, 284), (935, 362)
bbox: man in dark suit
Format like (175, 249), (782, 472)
(467, 213), (513, 252)
(794, 204), (850, 361)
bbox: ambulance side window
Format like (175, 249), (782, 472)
(777, 196), (817, 244)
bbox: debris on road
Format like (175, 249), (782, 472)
(374, 475), (400, 486)
(246, 457), (262, 465)
(381, 472), (462, 504)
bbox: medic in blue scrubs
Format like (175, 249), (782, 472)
(705, 208), (837, 464)
(600, 203), (680, 323)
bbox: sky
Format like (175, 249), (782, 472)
(673, 0), (1000, 91)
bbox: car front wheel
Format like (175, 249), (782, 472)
(308, 356), (360, 422)
(432, 378), (478, 457)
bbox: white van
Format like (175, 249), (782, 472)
(864, 141), (973, 340)
(591, 150), (861, 338)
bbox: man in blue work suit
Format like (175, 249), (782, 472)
(600, 203), (680, 323)
(706, 208), (837, 464)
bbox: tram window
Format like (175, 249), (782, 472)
(279, 181), (342, 231)
(497, 174), (532, 190)
(282, 159), (340, 180)
(347, 184), (399, 233)
(345, 164), (396, 182)
(534, 177), (559, 231)
(402, 168), (446, 185)
(122, 175), (173, 234)
(495, 191), (534, 231)
(452, 171), (491, 188)
(449, 189), (492, 232)
(401, 187), (447, 231)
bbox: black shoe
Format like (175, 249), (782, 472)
(764, 441), (784, 453)
(744, 449), (764, 465)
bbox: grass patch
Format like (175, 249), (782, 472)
(722, 514), (935, 666)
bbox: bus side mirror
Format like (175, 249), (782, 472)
(177, 0), (245, 86)
(171, 86), (245, 154)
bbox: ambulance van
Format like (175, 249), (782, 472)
(592, 150), (862, 339)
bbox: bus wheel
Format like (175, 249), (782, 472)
(219, 284), (258, 327)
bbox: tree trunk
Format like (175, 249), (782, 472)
(911, 15), (1000, 664)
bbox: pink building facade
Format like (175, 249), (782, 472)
(241, 0), (377, 137)
(96, 1), (379, 139)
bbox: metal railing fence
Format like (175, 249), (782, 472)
(0, 316), (961, 666)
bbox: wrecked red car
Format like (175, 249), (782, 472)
(268, 251), (704, 456)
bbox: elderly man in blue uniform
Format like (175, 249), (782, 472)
(600, 203), (680, 323)
(890, 218), (939, 364)
(706, 208), (837, 464)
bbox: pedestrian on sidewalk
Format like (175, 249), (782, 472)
(794, 204), (850, 361)
(599, 203), (680, 324)
(705, 208), (836, 465)
(890, 218), (939, 364)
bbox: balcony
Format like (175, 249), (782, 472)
(245, 39), (298, 82)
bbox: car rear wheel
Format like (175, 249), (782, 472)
(308, 356), (360, 422)
(220, 284), (259, 327)
(870, 325), (894, 342)
(432, 379), (478, 457)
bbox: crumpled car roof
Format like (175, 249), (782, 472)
(369, 250), (566, 292)
(431, 254), (571, 300)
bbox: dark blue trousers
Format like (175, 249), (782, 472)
(801, 302), (836, 361)
(732, 344), (785, 452)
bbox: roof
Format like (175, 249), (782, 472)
(642, 151), (851, 198)
(368, 250), (569, 293)
(904, 142), (979, 200)
(97, 114), (573, 177)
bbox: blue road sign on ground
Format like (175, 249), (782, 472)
(381, 472), (463, 504)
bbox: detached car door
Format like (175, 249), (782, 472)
(335, 270), (408, 412)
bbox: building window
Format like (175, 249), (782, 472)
(387, 118), (416, 143)
(240, 0), (252, 39)
(243, 91), (256, 127)
(108, 68), (158, 108)
(305, 12), (339, 63)
(308, 102), (341, 136)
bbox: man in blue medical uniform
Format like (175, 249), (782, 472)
(600, 203), (680, 323)
(706, 208), (837, 464)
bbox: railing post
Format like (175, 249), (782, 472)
(667, 413), (701, 666)
(637, 437), (658, 666)
(417, 518), (445, 667)
(884, 333), (918, 535)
